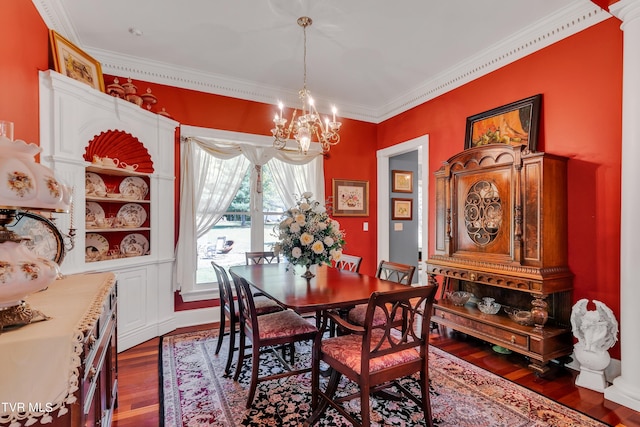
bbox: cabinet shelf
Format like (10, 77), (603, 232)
(86, 227), (151, 233)
(86, 164), (149, 177)
(86, 195), (150, 204)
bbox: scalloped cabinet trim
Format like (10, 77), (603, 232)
(39, 70), (178, 351)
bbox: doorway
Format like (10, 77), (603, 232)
(377, 135), (429, 284)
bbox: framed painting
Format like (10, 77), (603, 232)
(392, 198), (413, 221)
(464, 94), (541, 151)
(49, 30), (105, 92)
(332, 179), (369, 217)
(392, 170), (413, 193)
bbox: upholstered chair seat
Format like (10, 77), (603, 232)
(346, 260), (416, 328)
(257, 309), (317, 340)
(254, 295), (283, 315)
(320, 329), (419, 375)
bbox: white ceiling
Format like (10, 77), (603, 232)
(34, 0), (608, 123)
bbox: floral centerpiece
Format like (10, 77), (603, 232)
(274, 192), (345, 278)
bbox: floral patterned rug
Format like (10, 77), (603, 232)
(161, 329), (609, 427)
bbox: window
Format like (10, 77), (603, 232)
(196, 164), (287, 284)
(175, 126), (324, 302)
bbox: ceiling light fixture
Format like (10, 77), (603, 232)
(272, 16), (341, 155)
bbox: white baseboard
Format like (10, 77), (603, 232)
(173, 306), (220, 330)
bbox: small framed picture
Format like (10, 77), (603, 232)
(392, 170), (413, 193)
(392, 198), (413, 220)
(49, 30), (105, 92)
(332, 179), (369, 217)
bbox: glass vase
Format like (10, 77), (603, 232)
(301, 264), (315, 279)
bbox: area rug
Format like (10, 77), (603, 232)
(161, 329), (609, 427)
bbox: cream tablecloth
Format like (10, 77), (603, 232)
(0, 272), (116, 426)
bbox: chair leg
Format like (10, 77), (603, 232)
(245, 343), (261, 409)
(420, 370), (434, 427)
(215, 314), (225, 355)
(304, 369), (341, 427)
(233, 329), (246, 382)
(224, 319), (236, 376)
(360, 382), (371, 427)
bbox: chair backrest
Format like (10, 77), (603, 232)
(336, 254), (363, 273)
(361, 284), (438, 371)
(245, 251), (280, 265)
(229, 271), (258, 335)
(376, 260), (416, 285)
(211, 261), (236, 319)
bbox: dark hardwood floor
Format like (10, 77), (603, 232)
(112, 323), (639, 427)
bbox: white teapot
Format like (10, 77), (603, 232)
(101, 157), (120, 168)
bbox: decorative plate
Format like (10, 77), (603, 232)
(120, 233), (149, 257)
(119, 177), (148, 200)
(85, 172), (106, 196)
(85, 233), (109, 260)
(117, 203), (147, 227)
(7, 211), (65, 264)
(86, 201), (105, 226)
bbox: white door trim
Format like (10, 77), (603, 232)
(377, 135), (430, 266)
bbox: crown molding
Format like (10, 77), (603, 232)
(33, 0), (610, 124)
(375, 2), (610, 122)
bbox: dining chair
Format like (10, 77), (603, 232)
(304, 284), (438, 427)
(347, 260), (416, 327)
(335, 254), (363, 272)
(324, 254), (364, 336)
(245, 251), (280, 265)
(211, 261), (283, 376)
(230, 270), (319, 408)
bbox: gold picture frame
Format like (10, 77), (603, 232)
(332, 179), (369, 217)
(465, 94), (541, 151)
(392, 198), (413, 220)
(392, 170), (413, 193)
(49, 30), (105, 92)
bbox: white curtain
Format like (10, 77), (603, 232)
(174, 135), (324, 293)
(174, 139), (250, 292)
(269, 156), (325, 208)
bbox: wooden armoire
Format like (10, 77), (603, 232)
(426, 144), (573, 374)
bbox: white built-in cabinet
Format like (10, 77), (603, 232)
(38, 70), (178, 351)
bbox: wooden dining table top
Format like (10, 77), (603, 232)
(228, 263), (410, 313)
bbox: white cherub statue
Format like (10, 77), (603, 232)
(570, 299), (618, 392)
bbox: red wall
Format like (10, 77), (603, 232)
(1, 4), (624, 356)
(378, 19), (623, 356)
(0, 1), (49, 144)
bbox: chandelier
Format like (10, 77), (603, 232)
(272, 16), (341, 155)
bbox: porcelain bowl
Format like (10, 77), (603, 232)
(448, 291), (473, 306)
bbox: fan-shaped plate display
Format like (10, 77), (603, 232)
(83, 130), (154, 173)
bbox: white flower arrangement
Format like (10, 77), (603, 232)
(274, 192), (345, 272)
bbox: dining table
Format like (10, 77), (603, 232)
(228, 263), (411, 314)
(228, 262), (425, 406)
